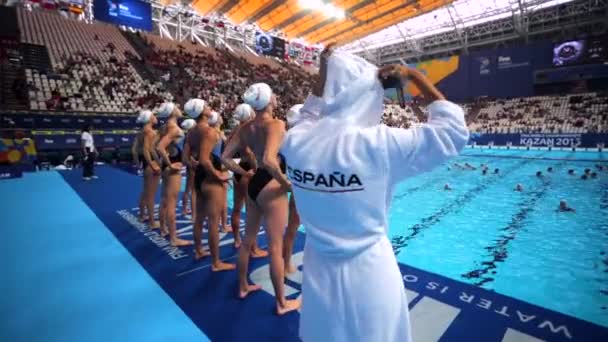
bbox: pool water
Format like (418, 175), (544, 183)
(388, 148), (608, 328)
(186, 148), (607, 328)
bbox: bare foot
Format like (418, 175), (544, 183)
(238, 284), (262, 299)
(194, 248), (210, 260)
(161, 229), (169, 238)
(171, 238), (193, 247)
(212, 261), (236, 272)
(150, 221), (160, 229)
(285, 263), (296, 274)
(222, 225), (231, 233)
(277, 299), (301, 315)
(251, 247), (269, 258)
(233, 240), (241, 249)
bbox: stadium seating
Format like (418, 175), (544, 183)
(7, 6), (608, 135)
(17, 7), (172, 113)
(469, 93), (608, 134)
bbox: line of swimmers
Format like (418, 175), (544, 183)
(130, 85), (304, 315)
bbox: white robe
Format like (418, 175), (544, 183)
(281, 96), (469, 341)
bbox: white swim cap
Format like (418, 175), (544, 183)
(184, 98), (207, 119)
(208, 111), (220, 126)
(137, 110), (153, 124)
(243, 83), (272, 111)
(233, 103), (254, 122)
(180, 118), (196, 131)
(286, 104), (303, 127)
(157, 102), (176, 118)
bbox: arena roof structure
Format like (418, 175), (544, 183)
(342, 0), (576, 52)
(151, 0), (607, 65)
(186, 0), (455, 46)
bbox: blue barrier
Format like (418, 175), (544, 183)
(32, 132), (136, 151)
(1, 112), (139, 130)
(470, 133), (607, 148)
(0, 165), (23, 179)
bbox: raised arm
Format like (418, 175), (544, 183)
(263, 120), (291, 190)
(378, 65), (469, 184)
(221, 127), (252, 177)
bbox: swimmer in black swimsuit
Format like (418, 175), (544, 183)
(186, 99), (235, 271)
(283, 104), (303, 274)
(156, 102), (192, 247)
(131, 128), (147, 222)
(221, 83), (300, 315)
(180, 119), (197, 216)
(140, 110), (161, 229)
(227, 104), (259, 250)
(215, 116), (231, 235)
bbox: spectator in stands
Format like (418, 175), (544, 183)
(81, 124), (97, 180)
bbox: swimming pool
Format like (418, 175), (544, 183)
(387, 148), (607, 328)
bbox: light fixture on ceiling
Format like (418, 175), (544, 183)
(298, 0), (345, 19)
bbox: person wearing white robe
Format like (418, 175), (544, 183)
(280, 51), (469, 341)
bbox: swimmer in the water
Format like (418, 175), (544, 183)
(482, 169), (487, 175)
(591, 172), (598, 179)
(464, 162), (476, 170)
(585, 168), (591, 175)
(515, 183), (523, 192)
(581, 174), (588, 180)
(221, 83), (300, 314)
(453, 163), (465, 170)
(131, 118), (147, 222)
(140, 110), (161, 229)
(157, 102), (192, 247)
(568, 169), (575, 175)
(547, 167), (553, 173)
(444, 183), (452, 191)
(185, 99), (235, 271)
(494, 168), (499, 174)
(558, 200), (575, 212)
(180, 118), (197, 216)
(536, 171), (543, 177)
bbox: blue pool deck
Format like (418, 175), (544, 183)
(0, 160), (607, 341)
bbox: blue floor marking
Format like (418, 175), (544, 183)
(0, 171), (208, 342)
(56, 166), (607, 341)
